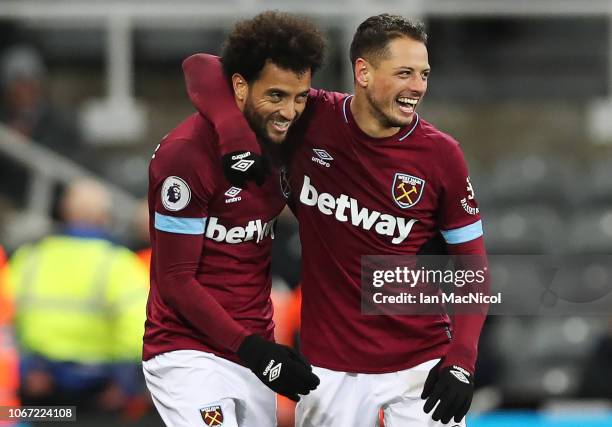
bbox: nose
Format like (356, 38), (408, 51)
(409, 74), (427, 95)
(279, 100), (298, 121)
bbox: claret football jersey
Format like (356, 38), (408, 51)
(286, 90), (483, 372)
(143, 113), (286, 363)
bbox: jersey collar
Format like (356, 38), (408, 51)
(341, 95), (420, 143)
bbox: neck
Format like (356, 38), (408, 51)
(350, 90), (401, 138)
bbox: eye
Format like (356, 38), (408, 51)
(398, 70), (411, 77)
(296, 94), (308, 104)
(268, 92), (282, 102)
(422, 72), (430, 81)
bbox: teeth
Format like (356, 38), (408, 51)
(397, 97), (418, 106)
(273, 120), (290, 129)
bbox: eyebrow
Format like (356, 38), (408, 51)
(266, 88), (309, 96)
(394, 66), (431, 72)
(265, 88), (288, 95)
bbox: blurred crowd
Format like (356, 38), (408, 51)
(0, 34), (610, 427)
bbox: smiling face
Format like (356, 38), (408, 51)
(359, 36), (430, 129)
(234, 61), (311, 145)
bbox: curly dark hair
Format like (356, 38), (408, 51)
(350, 14), (427, 71)
(221, 11), (325, 83)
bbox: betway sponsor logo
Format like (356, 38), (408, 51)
(299, 175), (417, 244)
(205, 216), (276, 244)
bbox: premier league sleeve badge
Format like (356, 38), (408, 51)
(161, 176), (191, 211)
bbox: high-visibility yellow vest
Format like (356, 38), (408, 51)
(7, 236), (148, 364)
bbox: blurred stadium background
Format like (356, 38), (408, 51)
(0, 0), (611, 426)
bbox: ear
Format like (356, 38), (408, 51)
(354, 58), (370, 88)
(231, 73), (248, 101)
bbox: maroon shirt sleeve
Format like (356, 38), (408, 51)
(437, 135), (482, 232)
(154, 232), (248, 352)
(434, 134), (488, 374)
(182, 54), (261, 156)
(443, 236), (489, 374)
(151, 138), (248, 353)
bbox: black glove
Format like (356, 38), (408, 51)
(221, 150), (268, 187)
(421, 362), (474, 424)
(237, 334), (320, 402)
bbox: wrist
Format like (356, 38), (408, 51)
(442, 344), (476, 373)
(237, 334), (266, 362)
(440, 358), (474, 376)
(216, 119), (261, 156)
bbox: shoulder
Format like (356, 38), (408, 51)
(418, 118), (461, 151)
(306, 88), (350, 114)
(150, 114), (220, 205)
(151, 114), (220, 179)
(156, 114), (217, 161)
(8, 243), (35, 266)
(417, 117), (467, 166)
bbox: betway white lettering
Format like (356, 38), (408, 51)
(299, 175), (417, 244)
(206, 217), (276, 244)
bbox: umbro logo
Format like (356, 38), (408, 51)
(311, 148), (333, 168)
(263, 360), (283, 382)
(313, 148), (333, 161)
(450, 366), (471, 384)
(224, 186), (242, 204)
(231, 159), (254, 172)
(230, 151), (254, 171)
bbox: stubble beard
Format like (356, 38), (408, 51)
(243, 101), (276, 146)
(365, 89), (412, 130)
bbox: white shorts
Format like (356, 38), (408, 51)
(142, 350), (276, 427)
(296, 359), (467, 427)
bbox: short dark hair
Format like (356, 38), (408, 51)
(349, 14), (427, 71)
(221, 11), (325, 83)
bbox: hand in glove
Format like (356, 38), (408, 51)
(222, 150), (268, 188)
(421, 362), (474, 424)
(237, 334), (320, 402)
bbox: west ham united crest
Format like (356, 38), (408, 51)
(392, 173), (425, 209)
(200, 405), (224, 426)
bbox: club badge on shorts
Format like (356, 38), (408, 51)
(200, 404), (224, 426)
(161, 176), (191, 211)
(392, 173), (425, 209)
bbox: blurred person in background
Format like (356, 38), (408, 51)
(0, 46), (86, 209)
(5, 179), (149, 414)
(0, 45), (82, 160)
